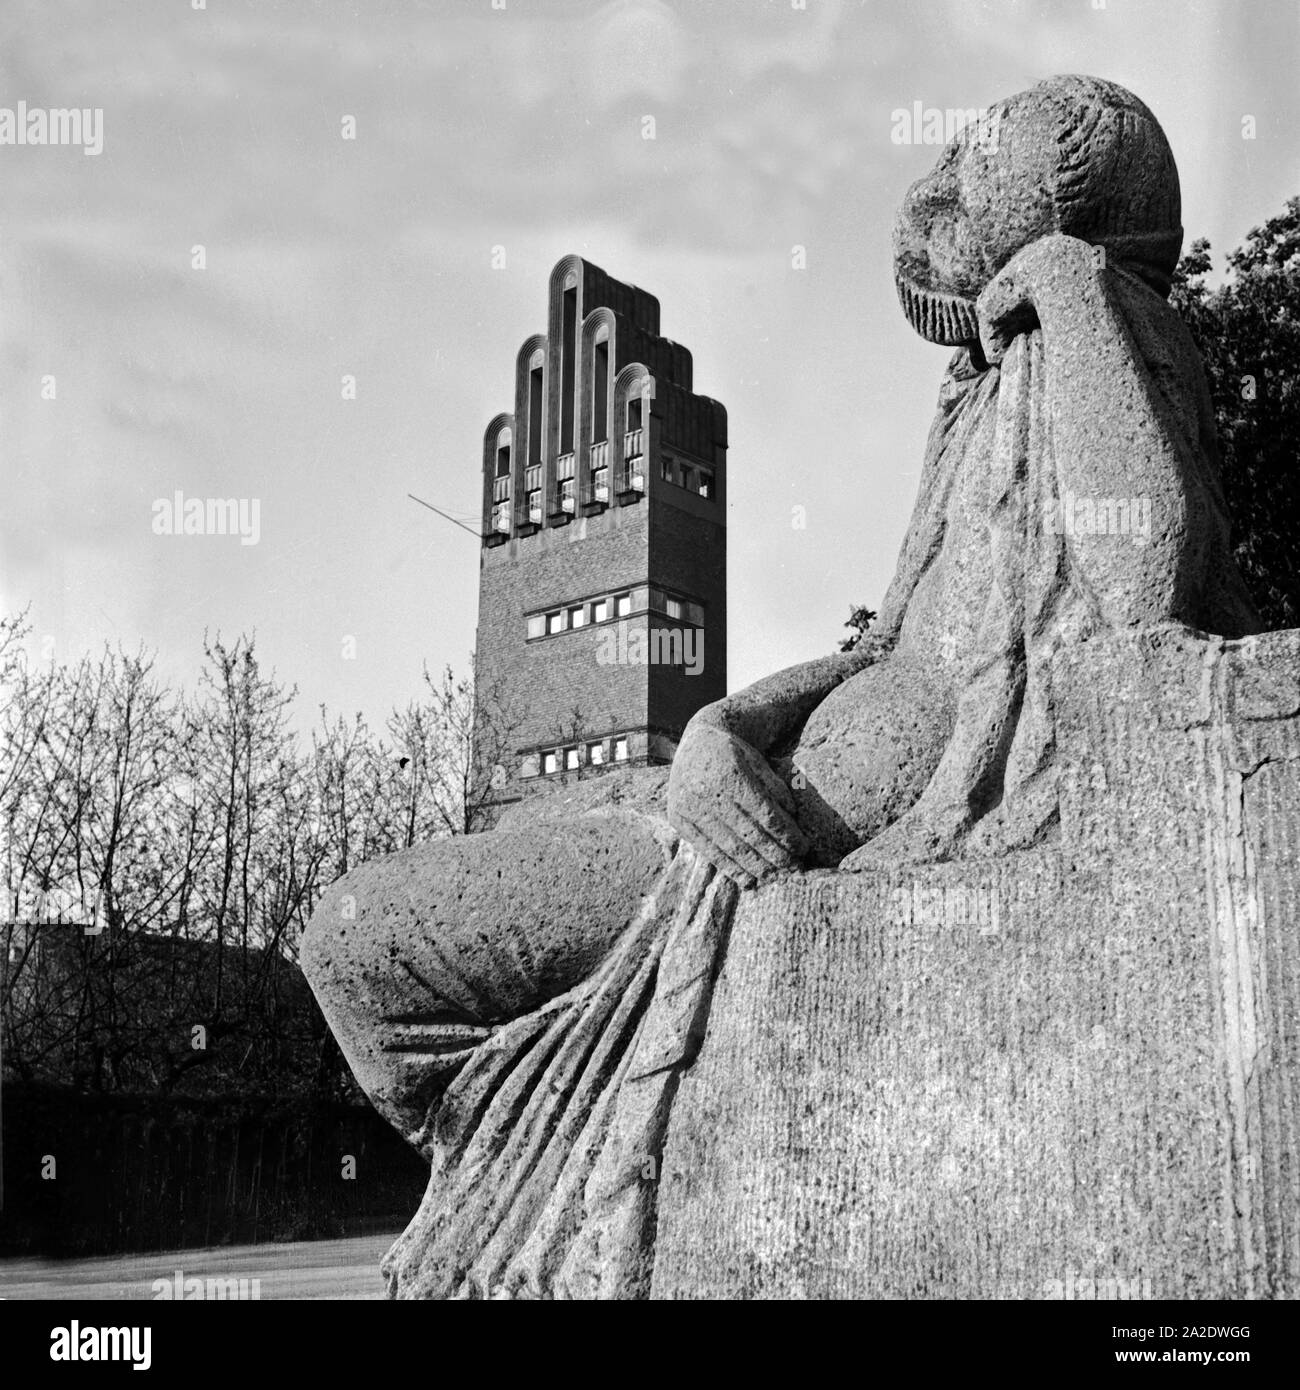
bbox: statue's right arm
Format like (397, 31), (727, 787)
(694, 643), (881, 752)
(667, 643), (882, 886)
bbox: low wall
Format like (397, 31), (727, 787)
(0, 1084), (427, 1257)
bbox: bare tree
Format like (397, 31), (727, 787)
(1, 621), (515, 1100)
(421, 658), (519, 835)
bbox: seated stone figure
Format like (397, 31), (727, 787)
(302, 74), (1259, 1299)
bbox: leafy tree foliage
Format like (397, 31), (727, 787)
(838, 605), (877, 653)
(1171, 199), (1300, 631)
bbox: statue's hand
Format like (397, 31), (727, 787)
(668, 718), (809, 889)
(976, 233), (1097, 364)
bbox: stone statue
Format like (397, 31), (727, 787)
(302, 75), (1277, 1300)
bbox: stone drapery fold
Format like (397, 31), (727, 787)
(380, 839), (736, 1299)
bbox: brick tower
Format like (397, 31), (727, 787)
(475, 255), (727, 794)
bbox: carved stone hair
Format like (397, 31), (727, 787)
(893, 74), (1184, 345)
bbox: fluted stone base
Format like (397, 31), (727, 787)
(652, 628), (1300, 1299)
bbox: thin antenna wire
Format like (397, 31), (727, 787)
(408, 493), (480, 538)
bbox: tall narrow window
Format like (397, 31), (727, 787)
(592, 339), (609, 444)
(561, 287), (577, 453)
(529, 366), (544, 467)
(626, 396), (642, 432)
(496, 444), (510, 478)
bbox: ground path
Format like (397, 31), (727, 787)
(0, 1229), (401, 1299)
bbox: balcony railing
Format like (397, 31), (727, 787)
(550, 453), (577, 518)
(581, 442), (611, 511)
(492, 476), (510, 503)
(517, 487), (542, 528)
(617, 430), (646, 497)
(524, 464), (543, 493)
(551, 478), (576, 516)
(584, 466), (610, 509)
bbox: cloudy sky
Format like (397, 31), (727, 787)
(2, 0), (1296, 732)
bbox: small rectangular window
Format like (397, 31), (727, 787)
(679, 465), (694, 492)
(527, 614), (546, 639)
(614, 593), (631, 618)
(565, 747), (580, 771)
(527, 488), (541, 521)
(613, 737), (629, 763)
(568, 605), (586, 629)
(685, 601), (704, 627)
(665, 596), (684, 621)
(543, 750), (559, 775)
(593, 598), (609, 623)
(546, 610), (564, 635)
(698, 470), (713, 499)
(661, 458), (675, 483)
(587, 742), (604, 765)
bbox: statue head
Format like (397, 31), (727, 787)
(893, 75), (1184, 345)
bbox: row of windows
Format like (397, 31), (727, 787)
(529, 737), (630, 778)
(492, 465), (627, 534)
(526, 586), (704, 640)
(660, 456), (714, 499)
(491, 398), (645, 481)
